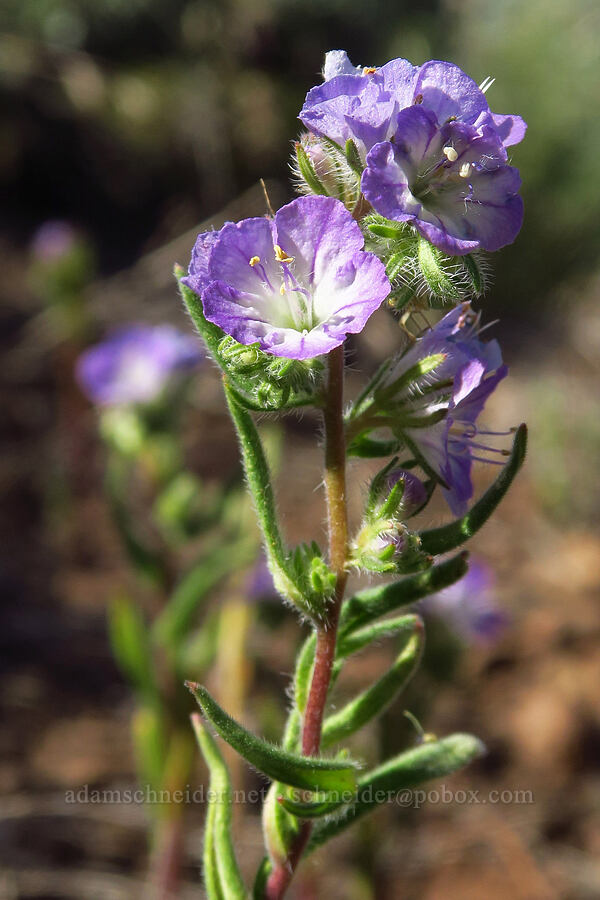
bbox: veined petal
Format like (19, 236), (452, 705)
(182, 230), (220, 297)
(414, 60), (489, 126)
(490, 113), (527, 147)
(312, 250), (390, 329)
(274, 195), (365, 286)
(209, 218), (280, 295)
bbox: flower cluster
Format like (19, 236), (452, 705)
(181, 49), (524, 517)
(377, 303), (508, 515)
(300, 51), (525, 255)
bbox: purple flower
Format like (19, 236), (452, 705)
(382, 303), (508, 515)
(301, 53), (526, 163)
(76, 325), (202, 406)
(362, 108), (523, 254)
(31, 220), (78, 262)
(300, 53), (525, 254)
(182, 196), (390, 360)
(421, 559), (508, 643)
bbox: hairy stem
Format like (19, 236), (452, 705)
(265, 345), (348, 899)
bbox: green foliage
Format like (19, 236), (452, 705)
(306, 733), (485, 850)
(339, 552), (470, 633)
(187, 683), (360, 794)
(322, 628), (423, 747)
(108, 592), (157, 701)
(191, 715), (248, 900)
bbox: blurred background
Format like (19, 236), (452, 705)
(1, 1), (600, 898)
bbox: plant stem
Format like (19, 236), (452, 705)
(265, 345), (349, 899)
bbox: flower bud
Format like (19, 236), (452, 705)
(292, 133), (360, 211)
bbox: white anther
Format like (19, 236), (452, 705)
(443, 146), (458, 163)
(459, 162), (472, 178)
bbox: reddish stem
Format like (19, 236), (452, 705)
(265, 345), (348, 899)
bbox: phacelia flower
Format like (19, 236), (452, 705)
(421, 559), (507, 643)
(300, 52), (525, 254)
(301, 51), (526, 164)
(379, 303), (508, 515)
(76, 324), (202, 406)
(182, 195), (390, 360)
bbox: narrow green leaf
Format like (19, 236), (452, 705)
(344, 138), (363, 174)
(252, 857), (272, 900)
(224, 386), (305, 610)
(191, 714), (247, 900)
(132, 705), (165, 793)
(187, 683), (359, 794)
(322, 629), (423, 748)
(307, 733), (485, 854)
(153, 546), (245, 649)
(293, 631), (316, 714)
(336, 613), (421, 660)
(419, 424), (527, 555)
(339, 552), (469, 633)
(108, 593), (156, 699)
(105, 456), (164, 587)
(204, 796), (225, 900)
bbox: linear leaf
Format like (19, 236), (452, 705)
(322, 629), (423, 748)
(108, 592), (157, 699)
(191, 714), (247, 899)
(336, 613), (421, 659)
(419, 424), (527, 555)
(187, 683), (359, 794)
(307, 733), (485, 853)
(339, 552), (469, 633)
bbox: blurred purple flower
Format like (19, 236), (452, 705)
(383, 303), (508, 515)
(183, 196), (390, 360)
(76, 325), (202, 406)
(421, 559), (508, 643)
(31, 221), (78, 262)
(245, 557), (278, 602)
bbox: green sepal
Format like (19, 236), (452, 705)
(307, 733), (485, 854)
(322, 628), (423, 747)
(108, 592), (157, 700)
(347, 433), (402, 459)
(295, 141), (328, 195)
(417, 235), (460, 305)
(187, 683), (360, 794)
(339, 551), (469, 633)
(419, 424), (527, 555)
(336, 613), (421, 659)
(191, 714), (248, 899)
(344, 138), (363, 175)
